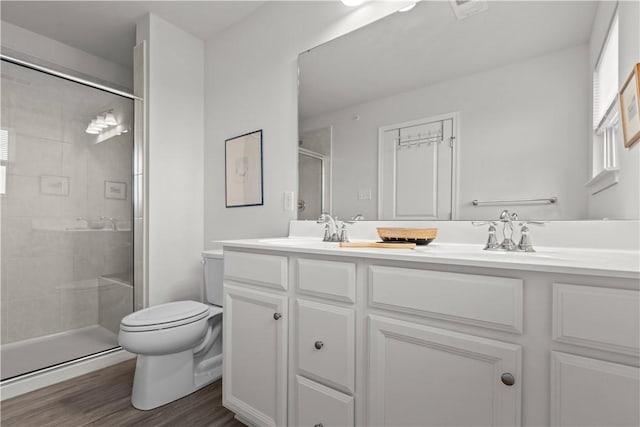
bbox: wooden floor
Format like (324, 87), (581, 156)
(1, 359), (244, 426)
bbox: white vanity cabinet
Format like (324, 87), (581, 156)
(221, 245), (639, 427)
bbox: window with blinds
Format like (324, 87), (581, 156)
(0, 128), (7, 194)
(593, 13), (619, 131)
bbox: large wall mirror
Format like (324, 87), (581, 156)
(298, 1), (639, 221)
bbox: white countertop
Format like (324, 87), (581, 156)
(220, 238), (640, 280)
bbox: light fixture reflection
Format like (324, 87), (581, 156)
(341, 0), (365, 7)
(86, 111), (118, 135)
(398, 3), (417, 12)
(104, 112), (117, 126)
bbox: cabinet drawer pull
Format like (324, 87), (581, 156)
(273, 312), (282, 320)
(314, 341), (324, 350)
(501, 372), (515, 386)
(314, 424), (323, 427)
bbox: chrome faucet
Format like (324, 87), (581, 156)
(317, 213), (338, 242)
(474, 211), (546, 252)
(317, 213), (352, 242)
(498, 210), (518, 251)
(100, 216), (117, 230)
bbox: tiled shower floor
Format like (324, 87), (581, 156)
(1, 325), (119, 381)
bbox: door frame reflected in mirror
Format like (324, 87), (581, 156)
(298, 147), (327, 220)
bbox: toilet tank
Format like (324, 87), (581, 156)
(202, 250), (224, 306)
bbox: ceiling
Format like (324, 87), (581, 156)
(0, 1), (265, 67)
(299, 1), (598, 119)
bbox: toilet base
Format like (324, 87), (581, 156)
(131, 350), (222, 410)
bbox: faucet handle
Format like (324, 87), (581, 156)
(517, 221), (546, 252)
(471, 221), (498, 226)
(338, 222), (350, 242)
(321, 223), (332, 241)
(472, 221), (500, 250)
(519, 221), (547, 226)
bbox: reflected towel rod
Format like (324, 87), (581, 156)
(472, 197), (558, 206)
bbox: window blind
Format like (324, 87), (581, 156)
(593, 14), (619, 130)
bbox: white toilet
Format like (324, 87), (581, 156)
(119, 250), (224, 410)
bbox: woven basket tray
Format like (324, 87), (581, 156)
(376, 227), (437, 245)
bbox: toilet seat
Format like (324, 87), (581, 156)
(121, 301), (210, 332)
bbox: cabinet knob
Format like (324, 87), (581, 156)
(314, 424), (323, 427)
(501, 373), (515, 386)
(273, 312), (282, 320)
(314, 341), (324, 350)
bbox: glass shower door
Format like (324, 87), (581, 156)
(0, 59), (134, 380)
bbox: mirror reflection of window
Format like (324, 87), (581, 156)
(591, 12), (620, 181)
(0, 129), (8, 194)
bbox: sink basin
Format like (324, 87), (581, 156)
(257, 238), (334, 247)
(414, 244), (567, 260)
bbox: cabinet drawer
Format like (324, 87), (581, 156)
(369, 266), (523, 333)
(553, 284), (640, 355)
(296, 299), (355, 393)
(224, 251), (288, 290)
(295, 375), (354, 427)
(296, 258), (356, 303)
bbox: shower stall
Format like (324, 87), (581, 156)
(0, 57), (137, 381)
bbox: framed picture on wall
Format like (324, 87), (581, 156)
(40, 175), (69, 196)
(619, 63), (640, 148)
(105, 181), (127, 200)
(225, 130), (264, 207)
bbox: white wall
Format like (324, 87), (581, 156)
(303, 45), (590, 221)
(587, 0), (640, 220)
(1, 21), (132, 91)
(136, 14), (205, 305)
(204, 1), (410, 247)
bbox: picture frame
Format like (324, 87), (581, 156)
(619, 63), (640, 148)
(105, 181), (127, 200)
(40, 175), (69, 196)
(225, 130), (264, 207)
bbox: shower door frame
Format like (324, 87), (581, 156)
(0, 52), (146, 388)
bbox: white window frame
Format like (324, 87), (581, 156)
(0, 128), (9, 195)
(587, 11), (620, 195)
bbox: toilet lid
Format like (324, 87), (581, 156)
(121, 301), (210, 329)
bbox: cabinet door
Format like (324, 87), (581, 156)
(223, 284), (288, 427)
(551, 352), (640, 427)
(368, 315), (521, 427)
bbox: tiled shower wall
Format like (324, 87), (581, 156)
(1, 62), (133, 344)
